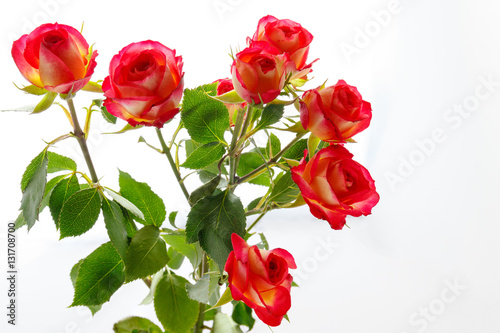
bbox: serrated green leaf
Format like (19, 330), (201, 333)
(232, 302), (255, 330)
(101, 105), (117, 124)
(113, 316), (162, 333)
(154, 271), (199, 333)
(47, 152), (77, 173)
(253, 104), (284, 132)
(70, 259), (102, 315)
(32, 91), (57, 113)
(49, 174), (80, 228)
(182, 142), (226, 169)
(236, 152), (271, 186)
(167, 247), (184, 269)
(102, 198), (129, 260)
(186, 273), (218, 305)
(281, 138), (308, 160)
(39, 174), (68, 215)
(59, 188), (101, 239)
(185, 140), (228, 175)
(14, 212), (26, 230)
(72, 242), (125, 307)
(189, 175), (221, 205)
(185, 191), (246, 271)
(269, 171), (300, 205)
(161, 231), (203, 269)
(181, 84), (229, 144)
(119, 171), (166, 227)
(20, 150), (48, 230)
(266, 132), (281, 159)
(125, 226), (169, 282)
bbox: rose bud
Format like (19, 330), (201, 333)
(225, 233), (297, 327)
(300, 80), (372, 143)
(213, 78), (246, 126)
(231, 45), (293, 105)
(291, 145), (379, 230)
(11, 23), (98, 94)
(102, 40), (184, 128)
(251, 15), (314, 72)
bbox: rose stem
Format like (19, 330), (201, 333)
(155, 127), (191, 203)
(228, 107), (247, 186)
(67, 98), (99, 183)
(237, 132), (307, 185)
(246, 211), (267, 233)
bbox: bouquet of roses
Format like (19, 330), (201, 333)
(10, 15), (379, 332)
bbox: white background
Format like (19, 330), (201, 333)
(1, 0), (500, 332)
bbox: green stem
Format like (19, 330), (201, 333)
(156, 128), (191, 204)
(237, 132), (306, 185)
(194, 255), (209, 333)
(67, 99), (99, 183)
(228, 108), (247, 185)
(247, 210), (268, 233)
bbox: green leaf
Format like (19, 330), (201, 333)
(253, 104), (284, 132)
(100, 105), (117, 124)
(14, 212), (26, 230)
(154, 271), (199, 333)
(20, 149), (48, 230)
(168, 211), (178, 228)
(119, 171), (166, 227)
(236, 152), (271, 186)
(185, 140), (227, 175)
(186, 273), (219, 305)
(209, 287), (234, 311)
(49, 174), (80, 228)
(181, 84), (229, 144)
(70, 260), (102, 315)
(32, 91), (57, 113)
(140, 270), (164, 305)
(257, 232), (269, 250)
(189, 175), (221, 205)
(269, 171), (300, 205)
(265, 132), (281, 159)
(59, 188), (101, 239)
(281, 138), (308, 161)
(213, 312), (243, 333)
(103, 187), (145, 221)
(161, 231), (203, 269)
(232, 302), (255, 330)
(125, 226), (169, 282)
(102, 198), (129, 260)
(113, 316), (162, 333)
(208, 89), (245, 104)
(47, 152), (77, 173)
(182, 142), (226, 169)
(167, 247), (185, 269)
(185, 190), (246, 271)
(71, 242), (125, 307)
(40, 174), (68, 210)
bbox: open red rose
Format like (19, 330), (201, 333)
(291, 145), (379, 229)
(11, 23), (98, 94)
(225, 233), (296, 327)
(251, 15), (314, 72)
(300, 80), (372, 143)
(102, 40), (184, 128)
(231, 45), (293, 105)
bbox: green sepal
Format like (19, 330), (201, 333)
(32, 91), (57, 114)
(13, 83), (47, 95)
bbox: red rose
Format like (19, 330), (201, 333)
(11, 23), (98, 94)
(231, 45), (293, 105)
(291, 145), (379, 230)
(213, 78), (246, 126)
(300, 80), (372, 143)
(225, 233), (296, 327)
(251, 15), (314, 72)
(102, 40), (184, 128)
